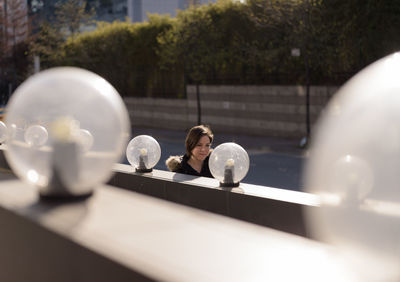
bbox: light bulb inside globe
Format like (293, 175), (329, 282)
(140, 148), (148, 156)
(4, 67), (130, 198)
(50, 116), (78, 141)
(126, 135), (161, 173)
(225, 158), (235, 166)
(50, 117), (94, 153)
(209, 142), (249, 187)
(305, 52), (400, 281)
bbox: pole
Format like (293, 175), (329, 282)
(304, 52), (310, 138)
(34, 55), (40, 73)
(303, 0), (311, 141)
(196, 83), (201, 125)
(3, 0), (8, 49)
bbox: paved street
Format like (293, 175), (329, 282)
(125, 127), (308, 192)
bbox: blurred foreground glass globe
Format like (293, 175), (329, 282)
(305, 52), (400, 281)
(126, 135), (161, 172)
(209, 142), (249, 187)
(0, 121), (7, 143)
(5, 67), (130, 197)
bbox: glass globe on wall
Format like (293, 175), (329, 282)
(126, 135), (161, 172)
(4, 67), (130, 196)
(209, 142), (249, 187)
(305, 52), (400, 281)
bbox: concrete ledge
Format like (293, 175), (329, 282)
(0, 147), (318, 237)
(109, 164), (320, 237)
(0, 178), (347, 282)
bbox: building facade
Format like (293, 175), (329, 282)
(127, 0), (216, 22)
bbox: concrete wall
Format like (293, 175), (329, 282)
(0, 148), (336, 282)
(109, 163), (319, 238)
(0, 147), (318, 238)
(125, 85), (338, 138)
(0, 177), (341, 282)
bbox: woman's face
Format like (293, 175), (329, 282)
(191, 135), (211, 161)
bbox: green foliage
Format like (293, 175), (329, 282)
(55, 0), (96, 35)
(245, 0), (301, 79)
(31, 0), (400, 98)
(158, 0), (261, 84)
(60, 15), (177, 97)
(29, 0), (96, 75)
(30, 22), (65, 69)
(98, 0), (113, 10)
(319, 0), (400, 70)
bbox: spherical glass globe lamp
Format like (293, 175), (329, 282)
(4, 67), (130, 198)
(305, 52), (400, 281)
(24, 124), (48, 148)
(209, 142), (249, 187)
(126, 135), (161, 173)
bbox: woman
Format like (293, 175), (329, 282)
(166, 125), (213, 177)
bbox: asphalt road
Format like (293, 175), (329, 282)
(125, 127), (308, 192)
(243, 151), (305, 191)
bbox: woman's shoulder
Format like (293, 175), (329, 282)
(201, 155), (213, 178)
(165, 155), (184, 172)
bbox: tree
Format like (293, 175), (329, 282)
(29, 22), (64, 69)
(0, 0), (31, 102)
(29, 0), (97, 73)
(319, 0), (400, 72)
(157, 0), (257, 122)
(98, 0), (112, 10)
(59, 15), (176, 98)
(158, 0), (257, 84)
(55, 0), (95, 36)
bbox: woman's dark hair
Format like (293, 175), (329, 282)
(185, 125), (213, 157)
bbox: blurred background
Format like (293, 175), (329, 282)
(3, 0), (400, 102)
(2, 0), (400, 191)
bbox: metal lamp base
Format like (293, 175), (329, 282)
(219, 182), (240, 188)
(40, 140), (94, 201)
(39, 191), (93, 202)
(135, 168), (152, 173)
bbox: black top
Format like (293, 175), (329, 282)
(175, 154), (213, 178)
